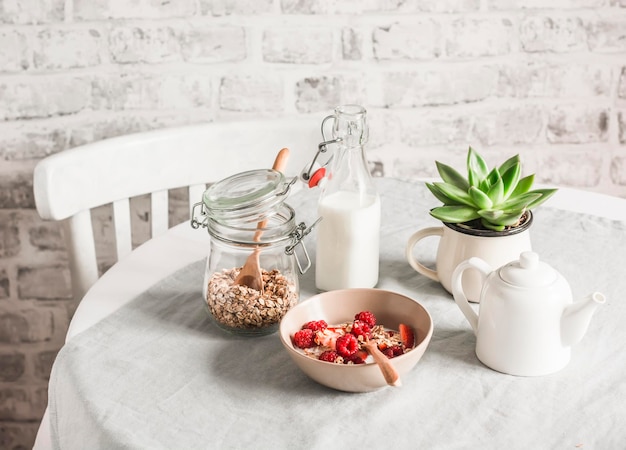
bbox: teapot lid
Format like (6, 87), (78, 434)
(499, 252), (558, 288)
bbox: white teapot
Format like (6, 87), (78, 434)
(452, 251), (605, 376)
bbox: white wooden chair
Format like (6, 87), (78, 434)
(31, 116), (322, 449)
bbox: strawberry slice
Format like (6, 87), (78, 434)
(399, 324), (415, 348)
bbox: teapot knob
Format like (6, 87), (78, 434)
(519, 251), (539, 269)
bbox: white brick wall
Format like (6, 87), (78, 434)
(1, 0), (625, 446)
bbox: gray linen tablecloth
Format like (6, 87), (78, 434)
(49, 178), (626, 449)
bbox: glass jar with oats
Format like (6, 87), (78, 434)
(191, 169), (314, 337)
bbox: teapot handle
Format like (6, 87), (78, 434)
(451, 257), (493, 334)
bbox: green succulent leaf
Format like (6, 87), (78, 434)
(469, 186), (493, 209)
(498, 154), (520, 176)
(500, 192), (542, 211)
(467, 147), (489, 188)
(500, 162), (521, 200)
(487, 177), (504, 206)
(481, 220), (506, 231)
(479, 177), (491, 193)
(425, 182), (460, 205)
(430, 206), (481, 223)
(478, 209), (524, 226)
(486, 168), (500, 187)
(432, 182), (474, 207)
(435, 161), (470, 191)
(525, 188), (558, 209)
(510, 174), (534, 197)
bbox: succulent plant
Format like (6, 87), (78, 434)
(426, 147), (557, 231)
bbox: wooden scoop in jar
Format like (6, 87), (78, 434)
(234, 148), (290, 292)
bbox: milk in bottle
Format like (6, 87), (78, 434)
(315, 105), (381, 291)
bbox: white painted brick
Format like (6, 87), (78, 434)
(497, 63), (612, 98)
(294, 75), (366, 113)
(33, 27), (104, 70)
(0, 76), (91, 120)
(109, 24), (182, 64)
(108, 23), (246, 64)
(74, 0), (196, 20)
(220, 75), (284, 112)
(520, 15), (588, 52)
(0, 212), (20, 257)
(0, 385), (48, 421)
(398, 110), (472, 146)
(17, 265), (72, 300)
(0, 0), (64, 24)
(535, 150), (602, 187)
(379, 65), (499, 107)
(342, 28), (362, 60)
(0, 166), (35, 208)
(488, 0), (605, 8)
(332, 0), (383, 14)
(547, 106), (609, 143)
(66, 111), (215, 147)
(472, 105), (544, 145)
(618, 111), (626, 143)
(446, 17), (515, 57)
(0, 122), (67, 160)
(0, 30), (29, 72)
(263, 28), (333, 64)
(0, 269), (8, 298)
(372, 21), (442, 60)
(0, 309), (55, 343)
(181, 26), (246, 63)
(280, 0), (379, 14)
(377, 0), (480, 13)
(587, 18), (626, 52)
(280, 0), (327, 14)
(200, 0), (273, 16)
(611, 155), (626, 185)
(619, 67), (626, 98)
(91, 73), (212, 110)
(29, 222), (64, 251)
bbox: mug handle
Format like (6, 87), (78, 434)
(451, 257), (492, 334)
(405, 227), (443, 282)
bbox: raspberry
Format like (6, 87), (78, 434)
(293, 329), (315, 348)
(390, 345), (404, 357)
(335, 334), (359, 358)
(319, 350), (339, 363)
(382, 348), (395, 359)
(354, 311), (376, 328)
(346, 354), (366, 365)
(350, 320), (371, 339)
(302, 320), (328, 332)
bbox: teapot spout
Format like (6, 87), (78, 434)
(561, 292), (606, 347)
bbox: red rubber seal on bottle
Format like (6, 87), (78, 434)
(308, 168), (326, 188)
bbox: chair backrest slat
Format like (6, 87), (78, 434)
(63, 211), (99, 300)
(112, 198), (132, 260)
(150, 190), (169, 238)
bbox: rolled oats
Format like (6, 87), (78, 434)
(206, 267), (297, 330)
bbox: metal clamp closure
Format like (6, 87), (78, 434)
(285, 217), (322, 274)
(190, 201), (208, 229)
(302, 114), (344, 182)
(278, 176), (298, 195)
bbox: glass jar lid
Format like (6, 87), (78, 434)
(202, 169), (290, 221)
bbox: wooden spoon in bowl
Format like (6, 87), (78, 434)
(234, 147), (290, 292)
(363, 339), (402, 387)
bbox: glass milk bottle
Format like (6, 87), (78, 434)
(315, 104), (381, 291)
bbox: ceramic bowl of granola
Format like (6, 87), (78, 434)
(279, 288), (433, 393)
